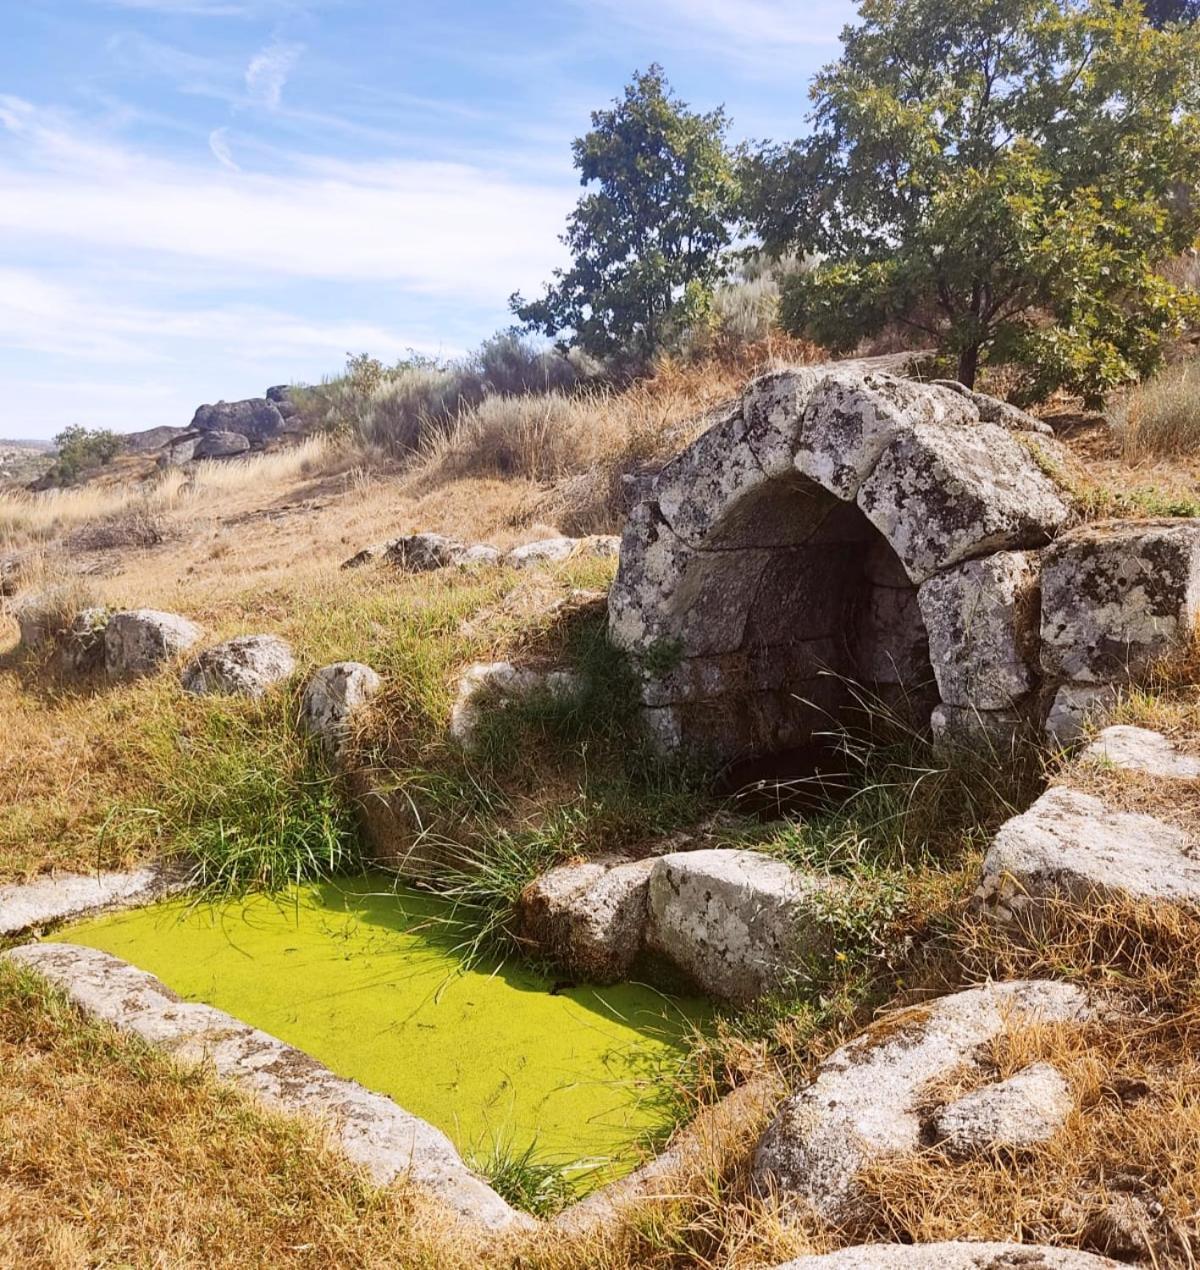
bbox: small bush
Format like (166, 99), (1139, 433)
(1107, 358), (1200, 461)
(44, 425), (123, 487)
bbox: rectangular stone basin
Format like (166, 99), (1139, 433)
(50, 873), (709, 1195)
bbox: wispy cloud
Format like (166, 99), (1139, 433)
(245, 40), (304, 109)
(0, 100), (571, 299)
(208, 126), (240, 170)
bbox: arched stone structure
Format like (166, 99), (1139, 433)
(609, 366), (1073, 761)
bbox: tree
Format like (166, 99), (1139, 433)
(741, 0), (1200, 402)
(1139, 0), (1200, 27)
(511, 67), (739, 362)
(48, 425), (122, 485)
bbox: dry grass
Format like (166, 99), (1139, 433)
(1106, 358), (1200, 463)
(0, 960), (474, 1270)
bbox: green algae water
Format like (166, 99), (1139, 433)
(52, 874), (708, 1193)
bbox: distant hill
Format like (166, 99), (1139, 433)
(0, 440), (55, 488)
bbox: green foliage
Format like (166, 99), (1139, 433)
(48, 425), (122, 485)
(746, 0), (1200, 403)
(512, 66), (739, 363)
(468, 1137), (580, 1217)
(120, 697), (360, 895)
(298, 334), (582, 454)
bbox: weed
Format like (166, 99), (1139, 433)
(468, 1136), (581, 1218)
(1107, 357), (1200, 462)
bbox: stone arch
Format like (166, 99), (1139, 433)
(609, 366), (1071, 761)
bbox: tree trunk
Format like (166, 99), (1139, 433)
(956, 344), (980, 389)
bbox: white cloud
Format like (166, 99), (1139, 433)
(0, 101), (572, 301)
(245, 40), (304, 109)
(208, 126), (240, 170)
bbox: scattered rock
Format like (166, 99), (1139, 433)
(932, 1062), (1073, 1155)
(192, 430), (251, 460)
(7, 943), (527, 1231)
(449, 661), (580, 748)
(517, 855), (654, 983)
(773, 1243), (1120, 1269)
(13, 590), (66, 651)
(0, 866), (173, 936)
(1044, 685), (1119, 747)
(918, 551), (1040, 709)
(977, 785), (1200, 918)
(752, 980), (1090, 1221)
(1081, 724), (1200, 780)
(382, 533), (471, 572)
(459, 544), (502, 566)
(645, 848), (843, 1004)
(300, 661), (383, 758)
(506, 535), (620, 569)
(104, 609), (204, 677)
(190, 397), (285, 446)
(180, 635), (296, 698)
(1040, 521), (1200, 682)
(1078, 1190), (1164, 1261)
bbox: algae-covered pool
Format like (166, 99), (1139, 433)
(52, 875), (709, 1191)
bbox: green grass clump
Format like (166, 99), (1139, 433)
(469, 1137), (581, 1217)
(116, 693), (359, 895)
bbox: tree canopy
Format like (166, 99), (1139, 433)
(511, 67), (738, 363)
(741, 0), (1200, 401)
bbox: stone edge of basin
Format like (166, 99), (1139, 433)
(4, 941), (531, 1233)
(0, 862), (189, 938)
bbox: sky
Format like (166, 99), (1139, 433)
(2, 1), (858, 440)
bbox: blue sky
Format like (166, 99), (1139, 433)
(2, 1), (857, 439)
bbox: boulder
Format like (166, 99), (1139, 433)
(645, 848), (843, 1003)
(976, 785), (1200, 918)
(918, 552), (1040, 709)
(932, 1062), (1072, 1155)
(459, 544), (502, 566)
(449, 661), (580, 748)
(59, 607), (111, 674)
(857, 421), (1069, 584)
(773, 1244), (1120, 1269)
(1082, 724), (1200, 780)
(192, 430), (251, 461)
(1044, 684), (1118, 747)
(181, 635), (296, 698)
(122, 425), (191, 454)
(190, 398), (285, 446)
(13, 591), (63, 650)
(1040, 521), (1200, 682)
(104, 609), (204, 677)
(265, 384), (300, 420)
(300, 661), (383, 757)
(161, 431), (202, 465)
(517, 855), (654, 983)
(752, 980), (1091, 1222)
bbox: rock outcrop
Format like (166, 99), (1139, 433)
(190, 397), (285, 447)
(180, 635), (296, 698)
(752, 980), (1090, 1221)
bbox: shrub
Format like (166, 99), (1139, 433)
(44, 426), (122, 486)
(1107, 358), (1200, 461)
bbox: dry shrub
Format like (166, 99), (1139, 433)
(65, 506), (167, 552)
(1107, 358), (1200, 462)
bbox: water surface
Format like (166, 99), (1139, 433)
(54, 874), (708, 1190)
